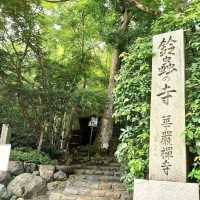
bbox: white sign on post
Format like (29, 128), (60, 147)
(88, 117), (98, 127)
(0, 144), (11, 171)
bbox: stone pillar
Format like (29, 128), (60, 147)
(149, 29), (186, 182)
(133, 30), (199, 200)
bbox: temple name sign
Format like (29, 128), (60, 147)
(149, 29), (186, 182)
(133, 29), (199, 200)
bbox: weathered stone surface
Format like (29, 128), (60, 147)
(7, 173), (46, 198)
(150, 29), (186, 182)
(56, 165), (73, 174)
(8, 161), (24, 176)
(112, 182), (126, 191)
(39, 165), (55, 182)
(0, 171), (11, 185)
(27, 194), (49, 200)
(32, 171), (39, 176)
(24, 163), (37, 173)
(49, 192), (68, 200)
(54, 171), (67, 181)
(47, 181), (66, 191)
(134, 179), (199, 200)
(10, 196), (17, 200)
(0, 184), (11, 199)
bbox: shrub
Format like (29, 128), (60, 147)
(114, 37), (151, 191)
(42, 146), (63, 160)
(10, 148), (56, 165)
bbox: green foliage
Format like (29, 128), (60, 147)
(114, 37), (152, 191)
(42, 145), (63, 160)
(114, 1), (200, 190)
(0, 0), (110, 151)
(74, 88), (107, 116)
(189, 156), (200, 182)
(10, 148), (55, 165)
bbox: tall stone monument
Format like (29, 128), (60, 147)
(133, 30), (199, 200)
(150, 29), (186, 182)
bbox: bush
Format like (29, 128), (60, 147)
(10, 147), (56, 165)
(114, 37), (151, 191)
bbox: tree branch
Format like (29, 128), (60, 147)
(128, 0), (161, 16)
(4, 28), (19, 59)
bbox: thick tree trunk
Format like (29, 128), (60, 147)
(98, 48), (120, 150)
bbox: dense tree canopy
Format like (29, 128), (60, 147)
(0, 0), (110, 151)
(0, 0), (200, 192)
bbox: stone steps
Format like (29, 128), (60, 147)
(49, 192), (131, 200)
(72, 160), (119, 166)
(68, 174), (121, 183)
(73, 169), (120, 176)
(66, 178), (127, 191)
(63, 186), (124, 198)
(62, 154), (131, 200)
(49, 192), (117, 200)
(71, 164), (120, 171)
(32, 153), (132, 200)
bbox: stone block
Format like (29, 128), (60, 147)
(39, 165), (55, 182)
(8, 161), (24, 176)
(53, 170), (67, 181)
(7, 173), (46, 198)
(133, 179), (199, 200)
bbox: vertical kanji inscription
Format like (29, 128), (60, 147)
(149, 29), (186, 182)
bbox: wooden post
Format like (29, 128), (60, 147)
(0, 124), (11, 144)
(0, 124), (11, 173)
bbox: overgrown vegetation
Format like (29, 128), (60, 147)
(114, 0), (200, 191)
(10, 148), (55, 165)
(0, 0), (110, 153)
(1, 0), (200, 192)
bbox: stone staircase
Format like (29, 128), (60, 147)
(29, 145), (132, 200)
(48, 152), (132, 200)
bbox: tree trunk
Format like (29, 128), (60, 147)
(37, 119), (48, 151)
(97, 5), (129, 151)
(98, 48), (120, 150)
(37, 128), (44, 151)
